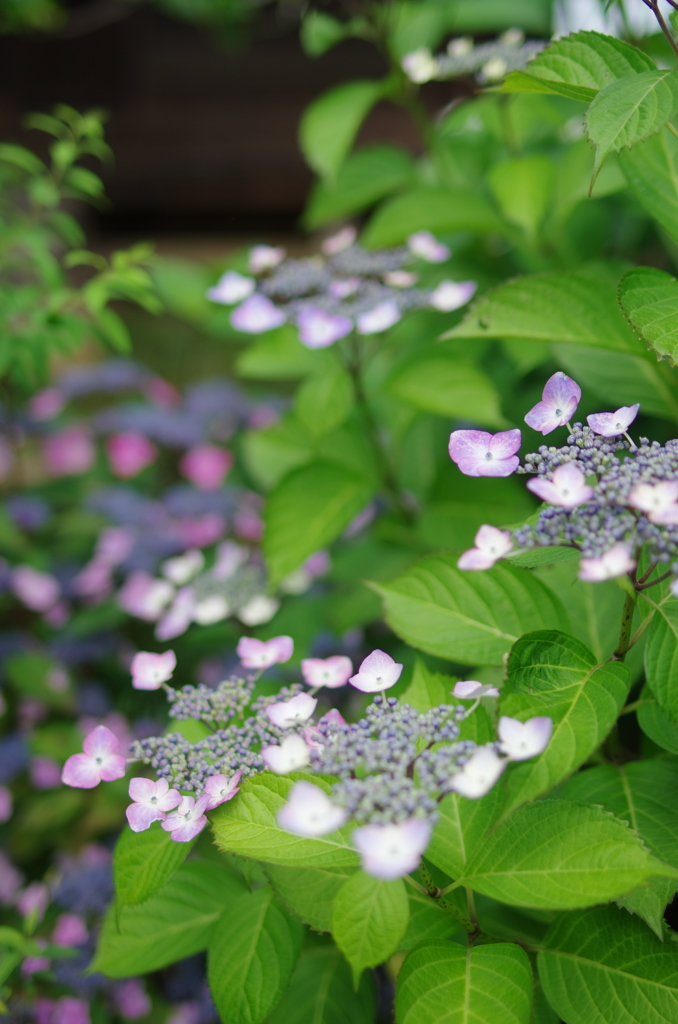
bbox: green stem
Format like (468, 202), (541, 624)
(418, 864), (477, 934)
(611, 587), (638, 661)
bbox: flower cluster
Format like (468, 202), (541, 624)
(451, 371), (678, 592)
(401, 30), (545, 85)
(207, 234), (476, 348)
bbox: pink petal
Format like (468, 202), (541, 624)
(82, 725), (120, 759)
(61, 753), (100, 789)
(99, 754), (127, 782)
(524, 401), (563, 435)
(265, 635), (294, 664)
(457, 548), (495, 570)
(128, 777), (158, 803)
(126, 802), (164, 832)
(170, 816), (207, 843)
(448, 429), (492, 464)
(475, 456), (520, 477)
(488, 429), (522, 459)
(527, 477), (560, 503)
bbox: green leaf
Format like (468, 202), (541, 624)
(427, 786), (505, 881)
(94, 862), (246, 977)
(538, 905), (678, 1024)
(264, 864), (354, 932)
(332, 872), (409, 986)
(618, 266), (678, 365)
(304, 145), (415, 228)
(444, 265), (643, 353)
(266, 939), (376, 1024)
(396, 941), (533, 1024)
(499, 631), (630, 814)
(619, 128), (678, 245)
(487, 155), (555, 239)
(400, 890), (460, 950)
(264, 460), (375, 588)
(637, 686), (678, 754)
(300, 80), (386, 181)
(361, 187), (504, 249)
(643, 597), (678, 721)
(113, 824), (194, 908)
(401, 658), (454, 713)
(237, 327), (333, 380)
(242, 415), (313, 491)
(300, 11), (349, 56)
(585, 71), (678, 186)
(617, 878), (676, 942)
(295, 369), (354, 439)
(458, 800), (678, 910)
(0, 143), (47, 175)
(371, 556), (568, 666)
(499, 30), (657, 102)
(387, 355), (506, 428)
(211, 774), (360, 868)
(208, 887), (303, 1024)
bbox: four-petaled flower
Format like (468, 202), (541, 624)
(207, 270), (255, 305)
(301, 656), (353, 689)
(357, 301), (401, 335)
(277, 781), (348, 836)
(628, 481), (678, 525)
(448, 746), (506, 798)
(162, 795), (210, 842)
(453, 680), (500, 699)
(62, 726), (127, 790)
(524, 372), (581, 435)
(204, 771), (242, 810)
(266, 693), (318, 729)
(587, 403), (639, 438)
(231, 294), (286, 334)
(578, 543), (636, 582)
(349, 649), (403, 693)
(527, 462), (594, 509)
(249, 245), (285, 273)
(458, 524), (512, 570)
(131, 650), (177, 690)
(497, 716), (553, 761)
(407, 231), (450, 263)
(126, 777), (181, 832)
(352, 819), (432, 880)
(261, 734), (310, 774)
(448, 429), (521, 477)
(236, 635), (294, 669)
(297, 308), (353, 348)
(429, 280), (476, 311)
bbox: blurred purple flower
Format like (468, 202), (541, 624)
(29, 388), (65, 421)
(17, 881), (49, 921)
(407, 231), (450, 262)
(587, 404), (640, 438)
(180, 445), (233, 491)
(231, 294), (285, 333)
(207, 270), (255, 305)
(356, 300), (401, 335)
(118, 571), (174, 621)
(524, 372), (581, 435)
(353, 819), (431, 879)
(321, 226), (356, 254)
(61, 725), (127, 789)
(30, 756), (62, 790)
(52, 912), (88, 947)
(429, 280), (476, 311)
(297, 308), (352, 348)
(106, 432), (157, 478)
(12, 565), (61, 612)
(301, 655), (353, 688)
(237, 635), (293, 668)
(43, 427), (96, 477)
(527, 462), (594, 509)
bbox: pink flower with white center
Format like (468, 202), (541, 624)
(527, 462), (594, 509)
(131, 649), (177, 690)
(301, 655), (353, 689)
(162, 795), (210, 842)
(17, 882), (49, 921)
(43, 427), (96, 477)
(161, 549), (204, 585)
(237, 635), (294, 669)
(231, 294), (285, 333)
(115, 979), (152, 1021)
(126, 777), (182, 832)
(30, 757), (61, 790)
(458, 524), (513, 570)
(321, 226), (356, 255)
(52, 913), (88, 947)
(297, 307), (353, 349)
(180, 445), (233, 491)
(261, 734), (310, 774)
(155, 586), (197, 641)
(448, 746), (506, 799)
(579, 543), (636, 582)
(11, 566), (60, 613)
(106, 433), (157, 479)
(628, 481), (678, 525)
(29, 388), (65, 421)
(204, 771), (241, 810)
(407, 230), (450, 263)
(249, 244), (285, 273)
(52, 997), (91, 1024)
(498, 716), (553, 761)
(429, 280), (477, 311)
(384, 270), (418, 288)
(453, 680), (500, 699)
(449, 428), (522, 478)
(587, 403), (640, 438)
(266, 693), (318, 729)
(353, 819), (432, 880)
(357, 301), (401, 335)
(278, 781), (347, 836)
(329, 277), (360, 299)
(349, 649), (403, 693)
(0, 787), (11, 824)
(524, 372), (581, 435)
(118, 572), (174, 622)
(207, 270), (255, 305)
(61, 725), (127, 789)
(96, 526), (135, 566)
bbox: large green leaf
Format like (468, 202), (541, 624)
(211, 774), (359, 869)
(208, 887), (303, 1024)
(444, 266), (642, 353)
(332, 872), (409, 985)
(487, 155), (555, 239)
(362, 187), (504, 248)
(458, 800), (678, 909)
(264, 460), (375, 588)
(637, 685), (678, 754)
(538, 905), (678, 1024)
(499, 631), (630, 814)
(396, 942), (533, 1024)
(300, 80), (386, 181)
(400, 890), (460, 950)
(387, 354), (506, 428)
(618, 266), (678, 365)
(304, 145), (415, 228)
(643, 597), (678, 722)
(295, 369), (354, 439)
(371, 556), (568, 666)
(401, 658), (454, 714)
(499, 29), (656, 102)
(237, 328), (335, 381)
(94, 862), (246, 977)
(266, 939), (376, 1024)
(113, 824), (194, 908)
(619, 128), (678, 245)
(264, 863), (354, 932)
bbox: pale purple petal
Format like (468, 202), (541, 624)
(356, 301), (401, 335)
(98, 754), (127, 783)
(453, 680), (499, 698)
(449, 429), (521, 477)
(249, 245), (285, 273)
(155, 587), (196, 641)
(407, 231), (450, 263)
(170, 817), (207, 843)
(128, 777), (158, 803)
(321, 226), (357, 254)
(230, 294), (285, 334)
(352, 819), (431, 880)
(126, 802), (164, 832)
(628, 481), (678, 524)
(458, 524), (513, 569)
(488, 429), (522, 459)
(52, 913), (88, 947)
(319, 709), (346, 727)
(457, 548), (496, 570)
(204, 771), (241, 810)
(349, 649), (403, 692)
(429, 280), (476, 311)
(587, 404), (640, 437)
(525, 372), (580, 434)
(61, 753), (101, 789)
(237, 635), (293, 669)
(266, 693), (317, 728)
(131, 650), (176, 689)
(526, 463), (593, 509)
(277, 781), (347, 836)
(498, 716), (553, 760)
(448, 746), (506, 799)
(261, 734), (310, 774)
(578, 543), (636, 582)
(83, 725), (120, 759)
(301, 656), (353, 688)
(297, 308), (352, 349)
(207, 270), (255, 305)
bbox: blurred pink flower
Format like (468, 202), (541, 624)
(0, 852), (23, 904)
(106, 432), (157, 478)
(278, 781), (347, 836)
(429, 280), (476, 311)
(52, 997), (91, 1024)
(175, 513), (226, 548)
(458, 524), (512, 571)
(448, 429), (521, 478)
(498, 716), (553, 760)
(357, 300), (401, 335)
(237, 635), (293, 669)
(43, 600), (70, 628)
(297, 308), (352, 348)
(579, 543), (636, 582)
(30, 757), (62, 790)
(43, 427), (95, 477)
(96, 526), (135, 566)
(180, 445), (233, 491)
(144, 376), (181, 408)
(52, 912), (88, 946)
(11, 565), (60, 612)
(62, 725), (127, 789)
(126, 777), (182, 832)
(22, 939), (50, 976)
(17, 881), (49, 921)
(353, 819), (431, 879)
(115, 979), (152, 1020)
(118, 571), (174, 621)
(155, 586), (197, 641)
(408, 230), (449, 262)
(321, 226), (356, 255)
(231, 294), (285, 333)
(131, 650), (176, 690)
(266, 693), (317, 728)
(249, 244), (285, 273)
(73, 560), (113, 602)
(261, 734), (310, 774)
(449, 746), (506, 799)
(207, 270), (255, 305)
(30, 388), (65, 421)
(0, 787), (11, 823)
(453, 680), (500, 699)
(301, 656), (352, 689)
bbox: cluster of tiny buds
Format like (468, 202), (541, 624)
(451, 372), (678, 594)
(59, 639), (553, 879)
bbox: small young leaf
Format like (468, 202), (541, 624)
(331, 871), (409, 986)
(300, 11), (348, 57)
(487, 155), (555, 239)
(618, 266), (678, 365)
(304, 145), (415, 228)
(300, 80), (386, 181)
(114, 824), (194, 908)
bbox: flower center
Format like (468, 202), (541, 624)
(95, 757), (102, 764)
(555, 408), (562, 416)
(485, 452), (493, 460)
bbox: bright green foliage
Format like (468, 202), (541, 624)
(266, 939), (376, 1024)
(643, 598), (678, 721)
(637, 686), (678, 753)
(401, 658), (454, 713)
(372, 557), (568, 665)
(295, 369), (355, 438)
(458, 800), (678, 909)
(499, 631), (630, 813)
(299, 81), (386, 181)
(264, 864), (354, 932)
(300, 11), (352, 57)
(427, 786), (504, 881)
(94, 862), (246, 977)
(619, 129), (678, 245)
(236, 327), (333, 380)
(619, 267), (678, 365)
(399, 890), (459, 949)
(362, 187), (504, 248)
(487, 155), (555, 239)
(538, 906), (678, 1024)
(331, 872), (409, 985)
(386, 354), (506, 427)
(207, 887), (304, 1024)
(396, 941), (533, 1024)
(304, 146), (416, 228)
(113, 824), (194, 908)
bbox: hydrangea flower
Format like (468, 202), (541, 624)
(162, 795), (209, 842)
(497, 716), (553, 761)
(126, 777), (182, 831)
(452, 680), (500, 699)
(352, 819), (432, 880)
(193, 594), (229, 625)
(155, 586), (197, 641)
(261, 734), (310, 774)
(524, 372), (581, 435)
(301, 655), (353, 688)
(161, 549), (205, 585)
(204, 771), (241, 810)
(356, 301), (401, 335)
(131, 650), (177, 689)
(236, 635), (293, 669)
(11, 566), (60, 612)
(587, 403), (640, 438)
(180, 445), (233, 491)
(526, 462), (594, 509)
(266, 692), (318, 728)
(628, 481), (678, 525)
(118, 572), (174, 622)
(578, 543), (636, 582)
(297, 308), (353, 348)
(407, 230), (450, 262)
(52, 913), (88, 947)
(448, 428), (521, 477)
(448, 746), (506, 798)
(401, 48), (439, 84)
(231, 294), (286, 333)
(207, 270), (255, 305)
(106, 432), (157, 478)
(458, 524), (512, 570)
(17, 882), (49, 922)
(114, 980), (152, 1021)
(429, 280), (477, 311)
(43, 427), (96, 477)
(384, 270), (419, 288)
(321, 226), (357, 255)
(249, 244), (285, 273)
(277, 780), (348, 836)
(62, 726), (127, 789)
(349, 650), (403, 693)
